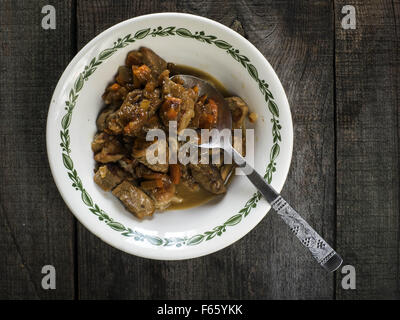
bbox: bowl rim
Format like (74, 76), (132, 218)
(46, 12), (293, 260)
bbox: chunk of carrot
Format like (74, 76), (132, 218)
(208, 98), (218, 119)
(109, 83), (121, 91)
(140, 179), (164, 190)
(169, 164), (181, 184)
(132, 64), (151, 83)
(166, 108), (178, 120)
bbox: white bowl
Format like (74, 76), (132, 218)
(46, 13), (293, 260)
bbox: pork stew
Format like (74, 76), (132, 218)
(92, 47), (251, 219)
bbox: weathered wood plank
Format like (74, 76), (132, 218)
(256, 0), (336, 299)
(76, 0), (335, 299)
(0, 0), (75, 299)
(335, 0), (400, 299)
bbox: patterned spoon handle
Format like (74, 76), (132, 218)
(270, 196), (342, 272)
(229, 145), (343, 272)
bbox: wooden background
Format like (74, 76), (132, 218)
(0, 0), (399, 300)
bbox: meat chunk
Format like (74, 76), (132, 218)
(180, 165), (200, 192)
(139, 47), (167, 79)
(225, 96), (249, 156)
(140, 176), (182, 210)
(136, 114), (164, 138)
(148, 183), (182, 210)
(135, 165), (181, 210)
(104, 89), (141, 135)
(132, 138), (169, 173)
(115, 66), (132, 86)
(96, 106), (117, 131)
(189, 164), (226, 194)
(225, 96), (249, 129)
(102, 84), (128, 107)
(92, 133), (125, 163)
(162, 77), (197, 132)
(125, 50), (143, 66)
(135, 164), (167, 180)
(157, 69), (170, 87)
(118, 157), (138, 176)
(105, 89), (161, 136)
(112, 180), (155, 219)
(94, 164), (126, 191)
(91, 132), (107, 153)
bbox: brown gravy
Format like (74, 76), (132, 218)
(168, 183), (216, 210)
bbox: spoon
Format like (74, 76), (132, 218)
(172, 74), (343, 272)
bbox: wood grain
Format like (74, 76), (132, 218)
(335, 0), (400, 299)
(75, 0), (335, 299)
(0, 0), (76, 299)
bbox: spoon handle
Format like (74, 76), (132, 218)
(229, 146), (343, 272)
